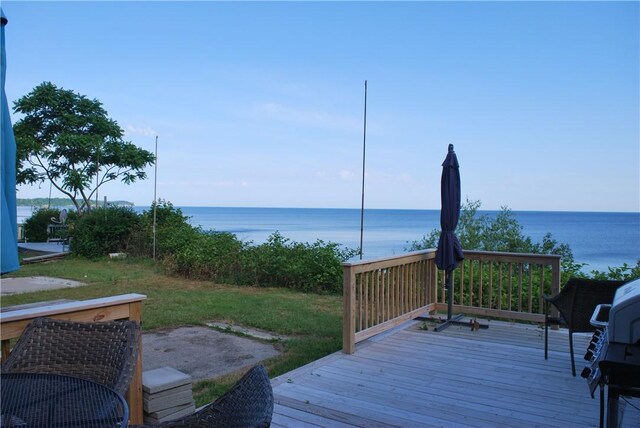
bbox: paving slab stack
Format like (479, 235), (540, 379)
(142, 367), (195, 424)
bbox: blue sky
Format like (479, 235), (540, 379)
(3, 1), (639, 212)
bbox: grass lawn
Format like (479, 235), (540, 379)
(1, 256), (344, 405)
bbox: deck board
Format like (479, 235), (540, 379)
(272, 319), (640, 427)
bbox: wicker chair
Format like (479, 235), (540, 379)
(132, 365), (273, 428)
(544, 278), (625, 376)
(1, 317), (141, 395)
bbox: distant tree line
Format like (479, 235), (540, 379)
(17, 198), (133, 208)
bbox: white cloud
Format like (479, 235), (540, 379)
(340, 170), (356, 180)
(399, 173), (413, 184)
(126, 125), (158, 137)
(168, 180), (248, 188)
(255, 102), (360, 131)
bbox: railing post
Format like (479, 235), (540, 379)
(127, 300), (144, 425)
(551, 257), (561, 297)
(549, 256), (562, 328)
(342, 263), (356, 354)
(429, 259), (438, 312)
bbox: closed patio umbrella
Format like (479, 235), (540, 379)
(434, 144), (464, 331)
(1, 9), (19, 274)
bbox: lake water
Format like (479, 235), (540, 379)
(17, 206), (639, 273)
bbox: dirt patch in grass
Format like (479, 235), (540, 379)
(142, 326), (282, 382)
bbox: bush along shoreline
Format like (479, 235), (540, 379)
(59, 202), (357, 294)
(25, 201), (640, 293)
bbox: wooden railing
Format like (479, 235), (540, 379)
(342, 251), (438, 354)
(343, 250), (561, 353)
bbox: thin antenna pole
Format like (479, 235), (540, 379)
(152, 136), (158, 260)
(95, 149), (100, 209)
(359, 80), (367, 260)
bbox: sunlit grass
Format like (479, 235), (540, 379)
(1, 257), (343, 405)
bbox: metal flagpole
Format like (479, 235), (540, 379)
(359, 80), (367, 260)
(152, 136), (158, 260)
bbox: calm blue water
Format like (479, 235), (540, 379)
(155, 207), (640, 272)
(17, 206), (640, 272)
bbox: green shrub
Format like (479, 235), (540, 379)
(165, 230), (246, 282)
(129, 201), (197, 258)
(131, 203), (357, 293)
(589, 261), (640, 282)
(71, 206), (140, 258)
(240, 232), (357, 293)
(156, 226), (356, 293)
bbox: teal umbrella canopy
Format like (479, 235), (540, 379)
(1, 9), (20, 274)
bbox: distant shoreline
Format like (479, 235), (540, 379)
(15, 201), (638, 215)
(17, 198), (133, 208)
(164, 206), (640, 215)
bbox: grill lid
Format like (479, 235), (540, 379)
(607, 278), (640, 345)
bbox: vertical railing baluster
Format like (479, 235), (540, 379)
(518, 263), (524, 312)
(498, 262), (504, 309)
(528, 263), (534, 313)
(538, 265), (544, 314)
(508, 263), (513, 312)
(375, 268), (380, 324)
(357, 273), (362, 332)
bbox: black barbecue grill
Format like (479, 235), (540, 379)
(581, 278), (640, 428)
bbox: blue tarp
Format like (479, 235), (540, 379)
(1, 9), (20, 274)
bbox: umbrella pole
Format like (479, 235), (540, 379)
(446, 270), (453, 320)
(435, 271), (464, 331)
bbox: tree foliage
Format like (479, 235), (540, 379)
(71, 206), (141, 258)
(407, 199), (585, 282)
(589, 262), (640, 282)
(13, 82), (155, 213)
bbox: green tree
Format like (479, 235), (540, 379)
(407, 199), (585, 281)
(589, 262), (640, 282)
(13, 82), (155, 213)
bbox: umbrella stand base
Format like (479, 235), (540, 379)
(418, 314), (489, 332)
(436, 315), (473, 332)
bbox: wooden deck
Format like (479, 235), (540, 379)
(271, 319), (640, 427)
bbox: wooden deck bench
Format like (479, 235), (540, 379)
(0, 293), (147, 424)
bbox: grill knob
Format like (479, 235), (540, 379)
(584, 350), (594, 361)
(580, 367), (592, 379)
(588, 343), (597, 351)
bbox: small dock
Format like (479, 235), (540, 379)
(18, 242), (69, 254)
